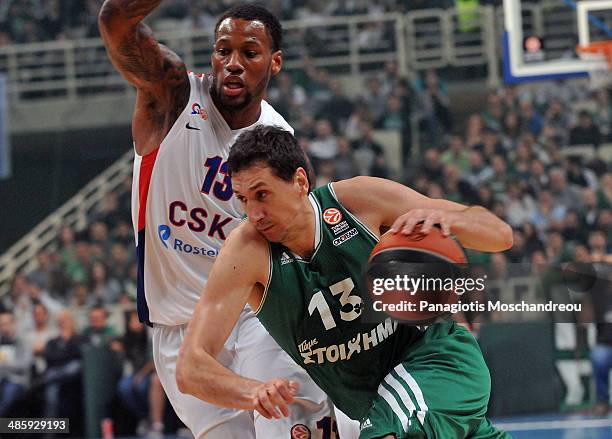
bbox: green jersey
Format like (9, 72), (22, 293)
(256, 184), (424, 420)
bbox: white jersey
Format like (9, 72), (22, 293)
(132, 72), (292, 326)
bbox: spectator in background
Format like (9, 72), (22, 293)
(0, 312), (30, 416)
(27, 303), (57, 379)
(89, 221), (111, 255)
(83, 306), (115, 347)
(89, 261), (122, 305)
(589, 230), (611, 261)
(441, 135), (470, 174)
(481, 92), (504, 131)
(549, 167), (583, 211)
(27, 250), (54, 291)
(351, 121), (387, 176)
(519, 100), (543, 136)
(41, 310), (85, 419)
(315, 160), (336, 188)
(334, 137), (358, 180)
(267, 72), (306, 121)
(57, 226), (79, 281)
(421, 148), (445, 182)
(598, 173), (612, 209)
(108, 243), (132, 291)
(380, 94), (403, 130)
(527, 159), (549, 195)
(464, 150), (493, 188)
(566, 156), (598, 189)
(111, 220), (134, 247)
(581, 188), (599, 230)
(592, 89), (611, 140)
(544, 230), (566, 264)
(543, 98), (570, 143)
(114, 311), (166, 438)
(308, 119), (339, 169)
(474, 127), (507, 161)
(360, 76), (387, 126)
(416, 69), (452, 146)
(561, 210), (587, 244)
(501, 111), (521, 147)
(92, 193), (123, 230)
(504, 182), (537, 227)
(488, 155), (510, 198)
(316, 79), (355, 132)
(570, 110), (602, 148)
(69, 282), (92, 308)
(72, 240), (95, 284)
(529, 190), (567, 235)
(465, 114), (484, 148)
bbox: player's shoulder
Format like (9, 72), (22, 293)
(223, 221), (269, 255)
(220, 221), (270, 281)
(260, 100), (294, 134)
(332, 176), (385, 204)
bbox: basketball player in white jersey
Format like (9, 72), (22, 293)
(98, 2), (332, 438)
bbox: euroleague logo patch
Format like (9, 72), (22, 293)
(323, 208), (343, 225)
(290, 424), (311, 439)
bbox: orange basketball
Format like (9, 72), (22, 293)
(366, 225), (467, 324)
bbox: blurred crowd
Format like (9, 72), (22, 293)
(1, 62), (610, 431)
(0, 0), (505, 46)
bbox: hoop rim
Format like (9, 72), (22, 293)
(577, 40), (612, 68)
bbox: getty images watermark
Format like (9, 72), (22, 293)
(361, 262), (611, 324)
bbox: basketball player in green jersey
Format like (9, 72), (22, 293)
(177, 126), (513, 439)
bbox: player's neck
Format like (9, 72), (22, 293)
(281, 200), (317, 260)
(215, 97), (262, 130)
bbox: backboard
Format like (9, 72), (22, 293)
(503, 0), (612, 83)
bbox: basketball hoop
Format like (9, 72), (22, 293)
(576, 41), (612, 89)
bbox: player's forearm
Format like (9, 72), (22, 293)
(176, 345), (260, 410)
(451, 206), (513, 252)
(99, 0), (163, 27)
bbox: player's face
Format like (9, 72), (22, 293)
(211, 18), (282, 112)
(233, 164), (308, 243)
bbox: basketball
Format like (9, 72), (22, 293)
(366, 225), (467, 324)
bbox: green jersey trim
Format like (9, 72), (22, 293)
(254, 241), (274, 315)
(328, 182), (380, 243)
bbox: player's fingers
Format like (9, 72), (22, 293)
(253, 397), (274, 420)
(390, 216), (406, 233)
(276, 381), (296, 405)
(401, 216), (420, 235)
(267, 385), (290, 418)
(288, 380), (300, 396)
(420, 215), (437, 234)
(258, 389), (282, 419)
(440, 219), (451, 236)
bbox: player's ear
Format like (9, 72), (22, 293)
(294, 167), (309, 194)
(271, 50), (282, 76)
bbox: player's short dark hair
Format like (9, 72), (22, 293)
(228, 126), (313, 190)
(215, 4), (282, 52)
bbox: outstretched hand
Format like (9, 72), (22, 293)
(253, 378), (299, 420)
(390, 208), (461, 236)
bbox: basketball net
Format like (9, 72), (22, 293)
(576, 41), (612, 89)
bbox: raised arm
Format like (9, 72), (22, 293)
(176, 225), (298, 419)
(98, 0), (189, 154)
(334, 176), (513, 252)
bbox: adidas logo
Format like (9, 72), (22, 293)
(281, 252), (294, 265)
(360, 418), (373, 430)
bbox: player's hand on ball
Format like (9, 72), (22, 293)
(253, 378), (299, 420)
(390, 209), (459, 236)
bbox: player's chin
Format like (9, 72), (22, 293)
(220, 92), (250, 108)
